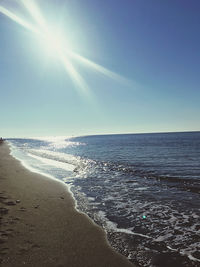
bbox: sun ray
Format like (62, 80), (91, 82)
(0, 0), (131, 98)
(60, 54), (90, 96)
(20, 0), (48, 32)
(0, 5), (39, 34)
(0, 2), (89, 96)
(69, 52), (131, 86)
(19, 0), (90, 95)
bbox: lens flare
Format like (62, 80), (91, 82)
(69, 51), (131, 85)
(0, 5), (38, 34)
(0, 0), (130, 96)
(20, 0), (47, 32)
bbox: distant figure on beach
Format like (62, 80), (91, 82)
(0, 137), (4, 143)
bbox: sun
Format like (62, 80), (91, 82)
(0, 0), (129, 96)
(45, 32), (64, 55)
(38, 27), (69, 59)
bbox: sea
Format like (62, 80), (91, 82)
(8, 132), (200, 267)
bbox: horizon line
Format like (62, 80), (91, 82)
(4, 130), (200, 139)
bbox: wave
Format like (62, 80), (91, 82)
(8, 137), (200, 266)
(22, 148), (200, 194)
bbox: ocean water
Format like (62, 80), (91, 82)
(8, 132), (200, 267)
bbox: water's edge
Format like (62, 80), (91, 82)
(7, 133), (200, 267)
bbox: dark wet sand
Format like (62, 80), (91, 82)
(0, 142), (135, 267)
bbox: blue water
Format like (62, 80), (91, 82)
(8, 132), (200, 266)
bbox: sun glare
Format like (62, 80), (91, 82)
(39, 28), (67, 59)
(45, 33), (64, 54)
(0, 0), (130, 96)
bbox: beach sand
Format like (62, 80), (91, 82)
(0, 142), (135, 267)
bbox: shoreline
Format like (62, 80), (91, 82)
(0, 142), (135, 267)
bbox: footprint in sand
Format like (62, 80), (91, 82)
(25, 240), (40, 249)
(5, 229), (14, 236)
(0, 196), (7, 202)
(0, 229), (13, 241)
(0, 194), (19, 206)
(12, 217), (20, 221)
(0, 247), (9, 256)
(18, 247), (29, 254)
(0, 232), (8, 239)
(0, 238), (6, 244)
(19, 207), (26, 212)
(32, 244), (40, 249)
(0, 207), (9, 215)
(18, 242), (40, 255)
(4, 200), (16, 206)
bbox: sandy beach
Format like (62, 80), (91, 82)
(0, 142), (134, 267)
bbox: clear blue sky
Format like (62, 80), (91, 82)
(0, 0), (200, 137)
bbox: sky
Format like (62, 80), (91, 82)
(0, 0), (200, 138)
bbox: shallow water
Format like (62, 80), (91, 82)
(8, 132), (200, 266)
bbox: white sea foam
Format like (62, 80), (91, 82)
(97, 210), (152, 239)
(8, 142), (61, 181)
(167, 245), (200, 263)
(154, 233), (173, 242)
(134, 187), (149, 191)
(8, 134), (200, 266)
(8, 141), (82, 211)
(27, 153), (75, 172)
(29, 149), (78, 164)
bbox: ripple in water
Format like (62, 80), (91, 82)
(8, 132), (200, 266)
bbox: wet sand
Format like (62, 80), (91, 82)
(0, 142), (135, 267)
